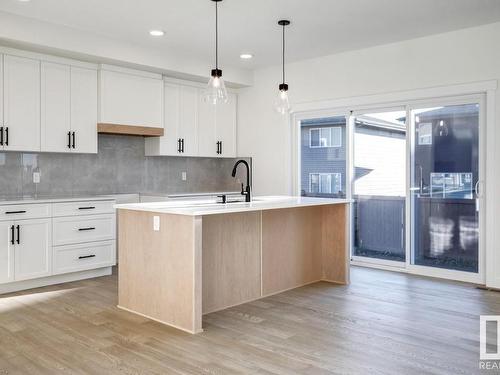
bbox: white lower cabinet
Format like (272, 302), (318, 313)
(0, 200), (116, 290)
(14, 218), (52, 281)
(0, 222), (15, 283)
(53, 241), (115, 275)
(52, 214), (115, 246)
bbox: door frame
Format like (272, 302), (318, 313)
(404, 94), (486, 284)
(290, 80), (496, 285)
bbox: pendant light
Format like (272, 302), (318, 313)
(275, 19), (291, 114)
(204, 0), (228, 104)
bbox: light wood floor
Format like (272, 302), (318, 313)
(0, 266), (498, 374)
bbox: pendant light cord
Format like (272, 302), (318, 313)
(282, 23), (285, 84)
(215, 1), (218, 70)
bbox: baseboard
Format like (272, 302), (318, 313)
(0, 267), (113, 295)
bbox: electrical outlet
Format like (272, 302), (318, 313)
(181, 171), (187, 181)
(33, 172), (41, 184)
(153, 216), (160, 231)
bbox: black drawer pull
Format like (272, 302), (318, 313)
(78, 255), (96, 259)
(78, 227), (96, 231)
(78, 206), (96, 210)
(5, 210), (27, 215)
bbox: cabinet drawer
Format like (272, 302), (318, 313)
(53, 214), (115, 246)
(52, 200), (115, 217)
(0, 204), (51, 221)
(53, 241), (115, 275)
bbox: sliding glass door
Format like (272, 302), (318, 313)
(295, 95), (485, 283)
(351, 109), (407, 265)
(409, 99), (483, 279)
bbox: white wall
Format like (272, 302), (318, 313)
(237, 22), (500, 287)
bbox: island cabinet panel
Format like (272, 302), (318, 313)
(261, 207), (323, 296)
(202, 212), (261, 314)
(117, 210), (202, 334)
(322, 204), (350, 284)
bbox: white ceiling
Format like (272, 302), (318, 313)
(1, 0), (500, 70)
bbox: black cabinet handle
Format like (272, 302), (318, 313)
(10, 225), (14, 245)
(181, 138), (185, 153)
(216, 141), (220, 154)
(72, 132), (76, 149)
(219, 141), (223, 155)
(78, 227), (96, 231)
(78, 206), (95, 210)
(16, 225), (20, 244)
(5, 210), (27, 215)
(67, 131), (71, 149)
(0, 127), (3, 146)
(5, 127), (8, 146)
(78, 255), (96, 259)
(177, 138), (181, 153)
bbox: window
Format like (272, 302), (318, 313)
(309, 127), (342, 148)
(418, 122), (432, 145)
(309, 173), (342, 194)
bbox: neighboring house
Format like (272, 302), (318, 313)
(300, 116), (406, 198)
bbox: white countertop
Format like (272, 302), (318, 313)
(0, 195), (117, 205)
(115, 195), (351, 216)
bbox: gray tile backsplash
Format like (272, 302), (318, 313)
(0, 135), (250, 197)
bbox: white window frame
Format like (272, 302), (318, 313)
(309, 127), (342, 148)
(309, 173), (342, 194)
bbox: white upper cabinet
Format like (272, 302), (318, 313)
(198, 89), (237, 158)
(0, 56), (3, 151)
(71, 67), (98, 154)
(41, 62), (98, 154)
(99, 66), (163, 128)
(215, 92), (237, 158)
(41, 62), (71, 153)
(178, 86), (199, 156)
(3, 54), (41, 152)
(145, 81), (200, 156)
(197, 89), (217, 157)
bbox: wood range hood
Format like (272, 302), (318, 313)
(97, 123), (164, 137)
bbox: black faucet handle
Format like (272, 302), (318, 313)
(240, 183), (245, 195)
(217, 194), (227, 204)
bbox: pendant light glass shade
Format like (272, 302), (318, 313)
(275, 20), (291, 114)
(204, 0), (228, 105)
(275, 84), (290, 115)
(205, 69), (228, 104)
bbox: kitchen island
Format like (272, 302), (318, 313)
(116, 196), (351, 334)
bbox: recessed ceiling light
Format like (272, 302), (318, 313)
(240, 53), (253, 60)
(17, 0), (31, 2)
(149, 30), (165, 37)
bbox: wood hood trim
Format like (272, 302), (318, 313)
(97, 123), (164, 137)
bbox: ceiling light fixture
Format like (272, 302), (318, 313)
(204, 0), (228, 105)
(240, 53), (253, 60)
(149, 30), (165, 37)
(275, 19), (291, 115)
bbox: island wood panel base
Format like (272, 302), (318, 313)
(262, 204), (349, 296)
(117, 209), (202, 334)
(202, 212), (261, 314)
(117, 203), (349, 334)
